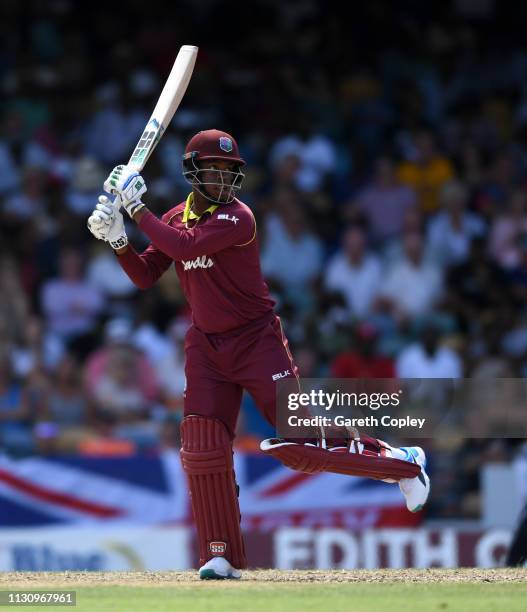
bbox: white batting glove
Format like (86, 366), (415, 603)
(103, 164), (147, 219)
(87, 195), (128, 250)
(87, 202), (110, 241)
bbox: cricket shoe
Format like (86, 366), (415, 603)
(398, 446), (430, 512)
(199, 557), (242, 580)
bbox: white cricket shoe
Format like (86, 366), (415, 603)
(398, 446), (430, 512)
(199, 556), (242, 580)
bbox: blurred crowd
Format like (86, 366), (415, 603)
(1, 0), (527, 518)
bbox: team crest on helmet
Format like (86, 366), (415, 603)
(219, 136), (233, 152)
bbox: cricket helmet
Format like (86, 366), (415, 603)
(182, 129), (246, 204)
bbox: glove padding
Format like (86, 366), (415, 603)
(87, 195), (128, 250)
(103, 164), (147, 219)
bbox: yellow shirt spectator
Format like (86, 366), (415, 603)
(397, 131), (455, 214)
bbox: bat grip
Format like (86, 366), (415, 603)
(113, 192), (122, 210)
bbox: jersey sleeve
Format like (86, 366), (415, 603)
(137, 207), (255, 260)
(116, 241), (173, 289)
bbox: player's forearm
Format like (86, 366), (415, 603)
(114, 243), (161, 289)
(132, 208), (148, 224)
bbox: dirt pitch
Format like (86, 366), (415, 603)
(1, 568), (526, 587)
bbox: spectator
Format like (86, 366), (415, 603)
(65, 156), (106, 216)
(397, 130), (454, 214)
(40, 247), (105, 347)
(325, 225), (382, 318)
(35, 354), (90, 453)
(82, 85), (136, 166)
(0, 256), (30, 347)
(427, 180), (486, 266)
(11, 314), (64, 377)
(84, 318), (160, 408)
(43, 354), (88, 427)
(355, 156), (417, 245)
(260, 190), (323, 293)
(378, 231), (443, 319)
(86, 241), (137, 312)
(0, 357), (33, 456)
(330, 322), (395, 378)
(396, 324), (463, 378)
(2, 166), (47, 222)
(89, 341), (160, 450)
(269, 122), (337, 193)
(155, 317), (188, 411)
(489, 189), (527, 269)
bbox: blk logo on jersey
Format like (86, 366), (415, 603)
(217, 213), (239, 224)
(272, 370), (291, 381)
(182, 255), (214, 271)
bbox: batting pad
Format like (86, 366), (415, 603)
(260, 438), (422, 481)
(180, 415), (247, 569)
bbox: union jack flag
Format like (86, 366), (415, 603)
(0, 452), (420, 529)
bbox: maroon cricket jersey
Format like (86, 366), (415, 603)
(117, 194), (275, 333)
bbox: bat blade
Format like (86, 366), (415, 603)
(128, 45), (198, 171)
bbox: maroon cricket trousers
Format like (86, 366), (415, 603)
(183, 311), (298, 438)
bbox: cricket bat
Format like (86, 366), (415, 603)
(107, 45), (198, 208)
(127, 45), (199, 171)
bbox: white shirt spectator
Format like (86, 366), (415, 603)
(396, 343), (462, 378)
(156, 347), (186, 400)
(325, 252), (382, 317)
(381, 252), (443, 317)
(41, 279), (105, 341)
(427, 211), (485, 266)
(269, 133), (337, 192)
(42, 248), (105, 342)
(154, 318), (188, 401)
(261, 212), (323, 288)
(87, 250), (137, 298)
(133, 323), (172, 366)
(12, 335), (64, 377)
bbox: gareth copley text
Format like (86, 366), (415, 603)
(288, 414), (427, 429)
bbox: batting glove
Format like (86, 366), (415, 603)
(103, 164), (147, 219)
(87, 195), (129, 250)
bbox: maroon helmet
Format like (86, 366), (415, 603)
(182, 129), (246, 204)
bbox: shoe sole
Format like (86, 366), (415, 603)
(403, 447), (430, 512)
(199, 569), (240, 580)
(410, 469), (431, 512)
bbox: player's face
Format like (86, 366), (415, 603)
(199, 160), (239, 202)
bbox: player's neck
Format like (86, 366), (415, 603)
(192, 191), (215, 216)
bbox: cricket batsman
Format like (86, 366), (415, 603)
(87, 129), (430, 579)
